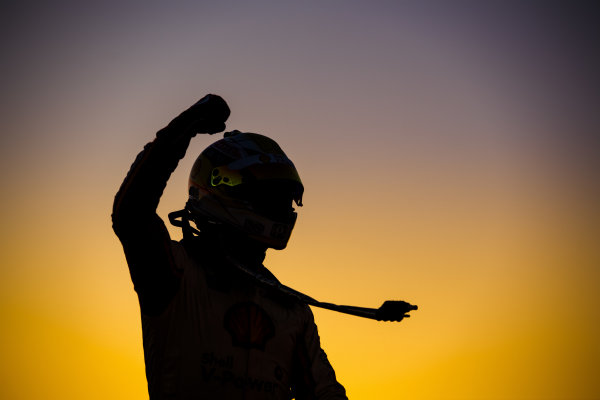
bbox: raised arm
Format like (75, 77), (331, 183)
(112, 94), (230, 315)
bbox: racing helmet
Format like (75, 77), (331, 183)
(186, 130), (303, 249)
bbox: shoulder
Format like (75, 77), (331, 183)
(170, 240), (188, 260)
(169, 239), (206, 277)
(171, 236), (224, 283)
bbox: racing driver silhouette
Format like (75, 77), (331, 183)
(112, 94), (348, 399)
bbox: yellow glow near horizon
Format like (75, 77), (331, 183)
(1, 2), (599, 399)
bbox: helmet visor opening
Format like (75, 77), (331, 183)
(236, 180), (302, 223)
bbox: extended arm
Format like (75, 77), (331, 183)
(112, 94), (230, 315)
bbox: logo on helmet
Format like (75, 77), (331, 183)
(184, 131), (303, 249)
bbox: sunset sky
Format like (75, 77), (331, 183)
(1, 1), (599, 399)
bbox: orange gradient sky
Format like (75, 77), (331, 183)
(1, 2), (599, 399)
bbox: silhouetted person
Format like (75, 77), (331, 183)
(112, 95), (347, 399)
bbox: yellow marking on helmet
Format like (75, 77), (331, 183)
(210, 166), (243, 187)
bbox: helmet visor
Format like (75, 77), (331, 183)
(236, 179), (302, 224)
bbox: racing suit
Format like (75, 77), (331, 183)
(112, 99), (348, 400)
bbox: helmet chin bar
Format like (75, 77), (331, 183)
(186, 195), (296, 250)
